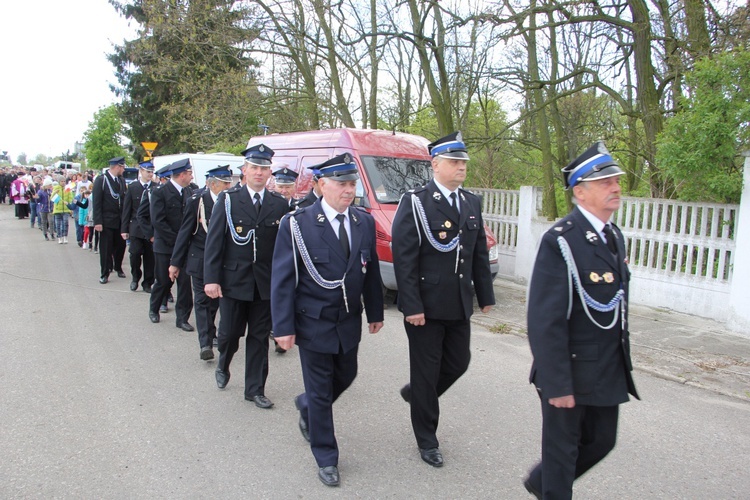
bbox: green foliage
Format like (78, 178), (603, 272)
(83, 105), (129, 170)
(657, 50), (750, 203)
(16, 153), (27, 165)
(109, 0), (262, 157)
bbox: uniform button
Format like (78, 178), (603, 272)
(459, 274), (463, 278)
(301, 309), (306, 313)
(460, 245), (464, 250)
(460, 259), (464, 263)
(459, 230), (463, 234)
(571, 353), (577, 359)
(421, 277), (425, 280)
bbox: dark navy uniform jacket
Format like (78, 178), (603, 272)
(295, 190), (318, 209)
(527, 207), (639, 406)
(150, 182), (191, 255)
(120, 180), (151, 238)
(171, 189), (214, 279)
(92, 171), (125, 229)
(271, 199), (384, 354)
(391, 180), (495, 320)
(135, 183), (159, 241)
(203, 185), (288, 301)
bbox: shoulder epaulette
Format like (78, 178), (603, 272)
(267, 190), (284, 199)
(549, 219), (574, 235)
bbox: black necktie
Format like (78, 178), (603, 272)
(450, 192), (460, 219)
(253, 193), (261, 215)
(602, 224), (618, 255)
(336, 214), (350, 259)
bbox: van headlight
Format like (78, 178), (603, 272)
(488, 244), (498, 262)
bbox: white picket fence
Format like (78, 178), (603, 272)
(471, 184), (744, 326)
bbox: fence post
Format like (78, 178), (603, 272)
(515, 186), (544, 283)
(728, 152), (750, 336)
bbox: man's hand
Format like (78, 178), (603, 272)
(204, 283), (222, 299)
(369, 322), (383, 334)
(121, 233), (129, 240)
(405, 313), (425, 326)
(94, 224), (103, 232)
(480, 305), (492, 313)
(168, 265), (180, 281)
(275, 335), (296, 351)
(549, 395), (575, 408)
(149, 237), (154, 242)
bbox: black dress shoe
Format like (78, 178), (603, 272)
(419, 447), (444, 467)
(167, 294), (174, 303)
(117, 271), (126, 278)
(159, 304), (168, 313)
(523, 478), (542, 499)
(400, 384), (411, 403)
(149, 311), (160, 323)
(318, 466), (340, 487)
(176, 322), (194, 332)
(246, 394), (274, 409)
(294, 396), (310, 442)
(200, 346), (214, 360)
(130, 281), (138, 291)
(142, 284), (152, 293)
(99, 275), (109, 284)
(215, 369), (229, 389)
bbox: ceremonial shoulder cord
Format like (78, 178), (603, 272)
(557, 236), (625, 330)
(289, 215), (349, 313)
(194, 196), (209, 235)
(104, 175), (120, 201)
(409, 194), (461, 273)
(224, 194), (257, 262)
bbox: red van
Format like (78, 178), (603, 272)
(246, 128), (499, 290)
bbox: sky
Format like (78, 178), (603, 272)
(0, 0), (136, 162)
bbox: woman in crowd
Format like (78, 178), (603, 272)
(10, 174), (29, 219)
(51, 175), (73, 244)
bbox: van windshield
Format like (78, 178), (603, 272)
(360, 156), (433, 203)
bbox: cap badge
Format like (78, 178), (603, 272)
(585, 231), (599, 244)
(343, 153), (353, 163)
(433, 191), (442, 201)
(259, 145), (265, 152)
(444, 220), (452, 229)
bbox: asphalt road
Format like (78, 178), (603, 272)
(1, 211), (749, 499)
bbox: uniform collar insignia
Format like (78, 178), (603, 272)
(460, 192), (466, 201)
(350, 211), (358, 223)
(432, 191), (442, 201)
(585, 230), (599, 244)
(316, 213), (326, 223)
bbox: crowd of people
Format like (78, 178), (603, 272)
(1, 167), (96, 246)
(2, 134), (638, 498)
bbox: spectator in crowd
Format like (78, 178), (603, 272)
(76, 189), (92, 249)
(51, 174), (73, 244)
(10, 174), (29, 219)
(37, 178), (55, 241)
(29, 176), (41, 229)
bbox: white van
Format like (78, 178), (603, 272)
(152, 152), (245, 188)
